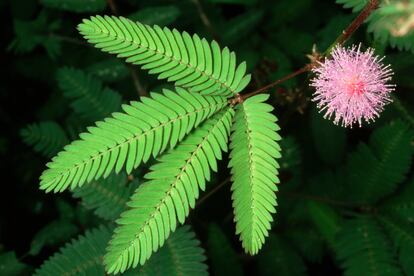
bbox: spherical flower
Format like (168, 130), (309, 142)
(310, 44), (395, 128)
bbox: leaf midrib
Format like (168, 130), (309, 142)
(62, 256), (102, 276)
(167, 237), (184, 276)
(43, 101), (224, 188)
(380, 216), (414, 246)
(239, 104), (259, 251)
(89, 20), (236, 95)
(66, 75), (109, 118)
(360, 222), (380, 276)
(362, 128), (405, 201)
(78, 181), (127, 215)
(115, 109), (229, 267)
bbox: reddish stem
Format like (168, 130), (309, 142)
(107, 0), (119, 15)
(333, 0), (379, 47)
(241, 65), (312, 101)
(240, 0), (380, 101)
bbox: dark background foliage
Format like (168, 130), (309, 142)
(1, 0), (414, 275)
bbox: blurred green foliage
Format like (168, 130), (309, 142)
(2, 0), (414, 275)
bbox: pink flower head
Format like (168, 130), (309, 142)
(310, 44), (394, 127)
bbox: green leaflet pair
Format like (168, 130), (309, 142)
(337, 0), (414, 53)
(35, 226), (208, 276)
(39, 15), (282, 274)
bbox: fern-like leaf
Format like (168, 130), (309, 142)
(9, 12), (61, 58)
(207, 224), (243, 276)
(379, 215), (414, 249)
(77, 16), (251, 97)
(86, 58), (129, 83)
(40, 0), (106, 13)
(21, 121), (68, 158)
(0, 251), (30, 276)
(258, 234), (306, 276)
(134, 226), (208, 276)
(307, 201), (342, 249)
(72, 172), (137, 221)
(29, 219), (78, 256)
(34, 226), (111, 276)
(335, 217), (402, 276)
(222, 10), (264, 45)
(128, 5), (181, 26)
(310, 107), (346, 166)
(287, 227), (325, 263)
(35, 226), (207, 276)
(347, 120), (413, 204)
(336, 0), (368, 12)
(229, 94), (282, 254)
(338, 0), (414, 52)
(382, 177), (414, 223)
(104, 108), (234, 274)
(368, 1), (414, 52)
(379, 215), (414, 276)
(57, 67), (122, 121)
(40, 88), (227, 193)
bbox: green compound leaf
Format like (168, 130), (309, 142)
(9, 12), (61, 58)
(379, 215), (414, 276)
(21, 121), (69, 158)
(133, 226), (208, 276)
(40, 88), (227, 193)
(35, 226), (207, 276)
(40, 0), (106, 13)
(229, 94), (282, 255)
(72, 172), (137, 221)
(57, 67), (122, 122)
(310, 107), (346, 166)
(104, 109), (234, 274)
(337, 0), (414, 52)
(336, 0), (368, 12)
(379, 215), (414, 250)
(287, 227), (325, 263)
(77, 16), (251, 97)
(335, 217), (403, 276)
(346, 120), (413, 204)
(368, 1), (414, 52)
(29, 220), (78, 256)
(128, 5), (181, 26)
(207, 224), (243, 276)
(382, 176), (414, 223)
(86, 58), (129, 83)
(222, 10), (264, 45)
(307, 201), (342, 249)
(34, 226), (111, 276)
(0, 251), (31, 276)
(258, 234), (306, 276)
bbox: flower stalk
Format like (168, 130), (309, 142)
(241, 0), (380, 100)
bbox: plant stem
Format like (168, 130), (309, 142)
(331, 0), (379, 48)
(128, 66), (148, 96)
(107, 0), (119, 15)
(241, 0), (380, 101)
(51, 34), (89, 46)
(278, 190), (355, 207)
(194, 176), (355, 208)
(241, 64), (312, 100)
(196, 178), (230, 207)
(190, 0), (220, 41)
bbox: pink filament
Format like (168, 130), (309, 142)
(310, 44), (395, 128)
